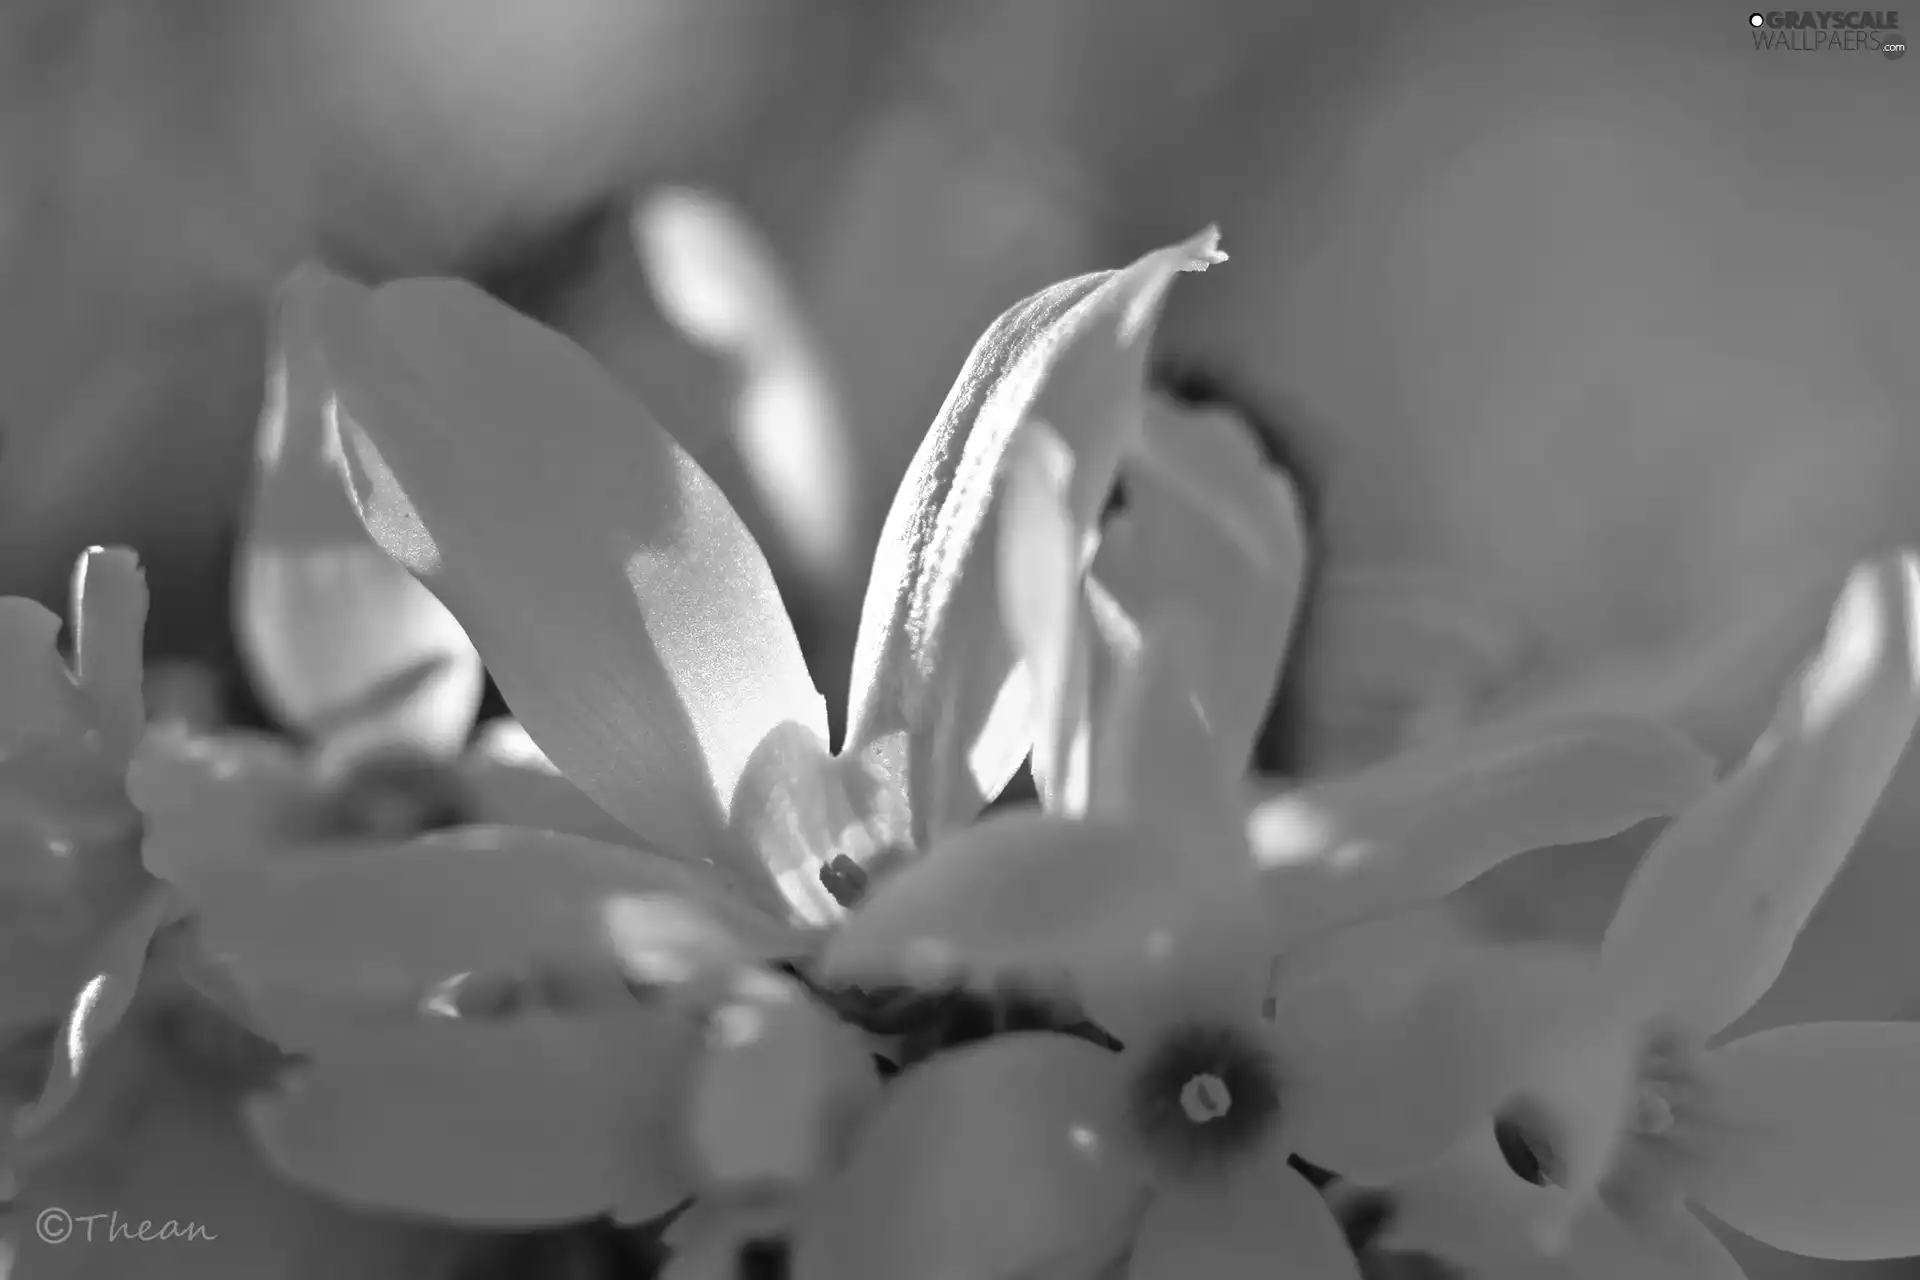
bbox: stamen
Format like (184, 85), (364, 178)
(1180, 1073), (1233, 1123)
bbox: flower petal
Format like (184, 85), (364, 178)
(687, 970), (878, 1188)
(458, 720), (649, 846)
(1093, 394), (1306, 776)
(1602, 553), (1920, 1035)
(841, 228), (1226, 845)
(1251, 713), (1715, 935)
(69, 547), (148, 767)
(634, 189), (857, 581)
(1381, 1132), (1748, 1280)
(127, 728), (314, 883)
(9, 883), (177, 1159)
(998, 417), (1095, 813)
(1691, 1020), (1920, 1261)
(238, 268), (484, 764)
(0, 596), (85, 755)
(790, 1034), (1146, 1280)
(1088, 606), (1244, 863)
(816, 808), (1231, 1021)
(1130, 1153), (1359, 1280)
(171, 825), (803, 1049)
(303, 269), (827, 878)
(247, 1010), (696, 1225)
(1274, 936), (1620, 1183)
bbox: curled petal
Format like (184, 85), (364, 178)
(1130, 1153), (1359, 1280)
(790, 1035), (1146, 1280)
(842, 228), (1226, 844)
(999, 418), (1094, 813)
(1251, 713), (1715, 935)
(304, 270), (826, 878)
(1692, 1021), (1920, 1261)
(173, 826), (803, 1049)
(1093, 395), (1306, 775)
(248, 1010), (697, 1225)
(70, 547), (148, 767)
(10, 883), (177, 1159)
(240, 268), (483, 764)
(1602, 553), (1920, 1035)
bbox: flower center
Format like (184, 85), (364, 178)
(1128, 1021), (1280, 1175)
(1180, 1073), (1233, 1122)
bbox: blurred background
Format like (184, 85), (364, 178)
(2, 0), (1916, 1276)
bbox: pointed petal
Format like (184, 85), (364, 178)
(1274, 938), (1621, 1183)
(69, 547), (148, 767)
(305, 270), (826, 872)
(170, 826), (803, 1049)
(1130, 1155), (1359, 1280)
(998, 418), (1094, 812)
(240, 268), (483, 764)
(1691, 1021), (1920, 1260)
(687, 970), (879, 1188)
(790, 1034), (1147, 1280)
(1094, 395), (1307, 775)
(10, 883), (177, 1155)
(842, 228), (1227, 844)
(247, 1010), (696, 1225)
(1603, 553), (1920, 1034)
(1251, 713), (1716, 935)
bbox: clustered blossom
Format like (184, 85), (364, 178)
(1, 216), (1917, 1280)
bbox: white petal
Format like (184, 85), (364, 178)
(1094, 394), (1306, 774)
(817, 809), (1263, 1041)
(1692, 1021), (1920, 1260)
(240, 268), (483, 764)
(998, 417), (1094, 813)
(1275, 939), (1622, 1185)
(1603, 553), (1920, 1035)
(1129, 1153), (1359, 1280)
(789, 1035), (1147, 1280)
(841, 228), (1226, 843)
(687, 971), (878, 1188)
(1254, 713), (1713, 935)
(248, 1011), (696, 1225)
(69, 546), (148, 766)
(305, 271), (826, 887)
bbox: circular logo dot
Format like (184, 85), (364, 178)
(1749, 12), (1765, 26)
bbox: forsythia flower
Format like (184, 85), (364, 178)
(1375, 553), (1920, 1276)
(163, 228), (1242, 1228)
(778, 385), (1715, 1278)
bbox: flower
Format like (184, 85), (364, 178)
(1375, 552), (1920, 1274)
(780, 410), (1670, 1280)
(1, 547), (172, 1180)
(177, 224), (1237, 1230)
